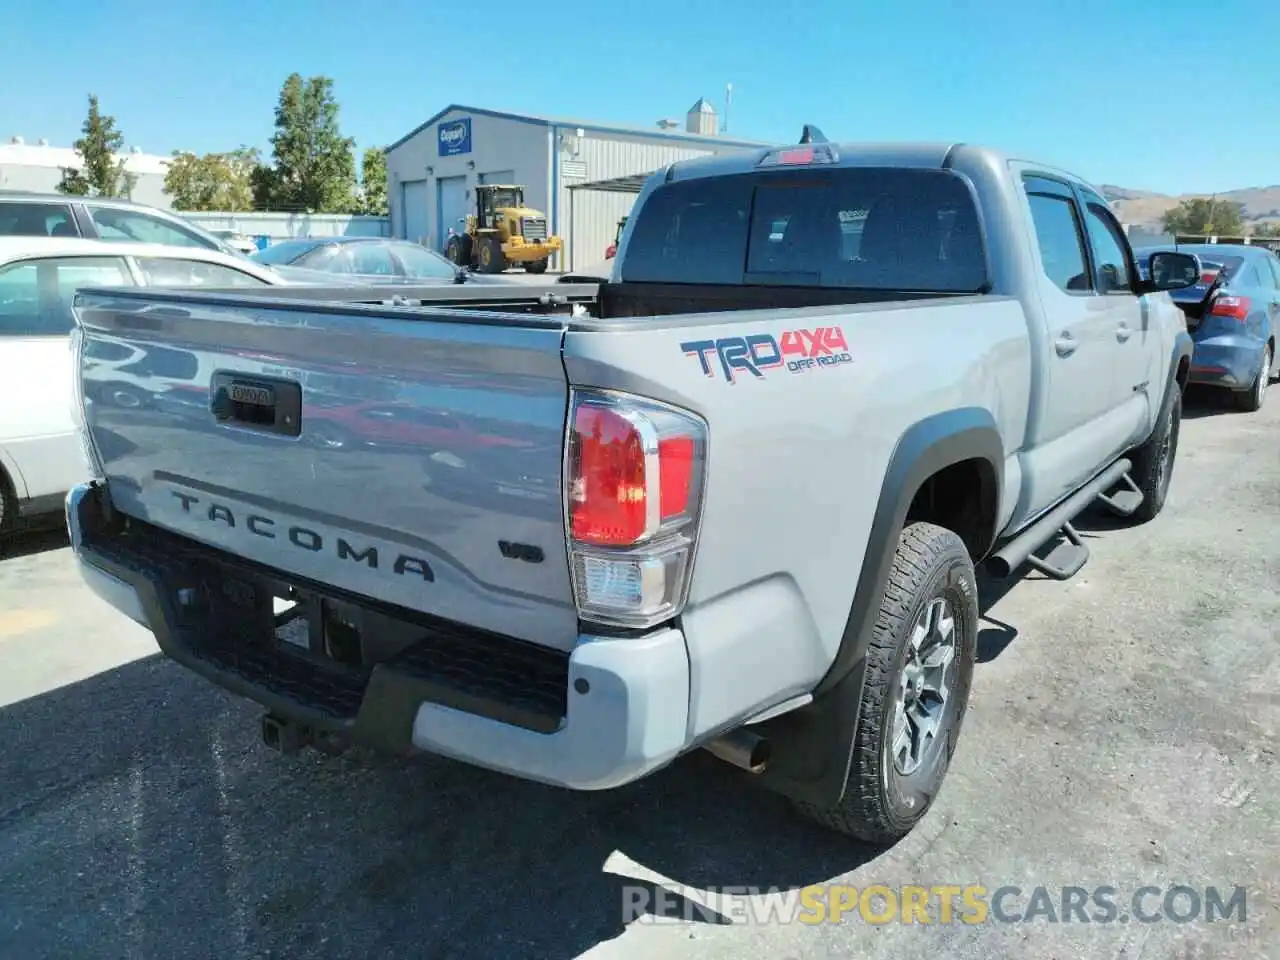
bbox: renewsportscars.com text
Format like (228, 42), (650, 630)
(623, 884), (1249, 926)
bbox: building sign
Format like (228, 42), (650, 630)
(438, 118), (472, 157)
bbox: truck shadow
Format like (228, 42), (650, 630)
(0, 656), (878, 960)
(1180, 384), (1235, 418)
(0, 522), (70, 561)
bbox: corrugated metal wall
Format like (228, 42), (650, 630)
(555, 132), (752, 270)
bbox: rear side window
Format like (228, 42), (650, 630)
(0, 256), (133, 336)
(1025, 193), (1090, 292)
(621, 167), (988, 292)
(0, 202), (78, 238)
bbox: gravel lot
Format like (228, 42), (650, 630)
(0, 386), (1275, 960)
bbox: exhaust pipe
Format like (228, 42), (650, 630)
(704, 728), (771, 774)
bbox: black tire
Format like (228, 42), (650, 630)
(0, 466), (16, 540)
(1122, 385), (1182, 523)
(478, 237), (506, 274)
(525, 259), (549, 274)
(796, 521), (977, 843)
(445, 236), (465, 267)
(1232, 342), (1271, 413)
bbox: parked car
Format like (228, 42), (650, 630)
(0, 191), (245, 258)
(1133, 242), (1278, 411)
(251, 237), (496, 285)
(206, 228), (260, 256)
(66, 135), (1196, 844)
(0, 237), (283, 537)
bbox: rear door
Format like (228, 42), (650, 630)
(1018, 174), (1127, 512)
(0, 255), (134, 497)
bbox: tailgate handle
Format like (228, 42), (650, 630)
(211, 372), (302, 438)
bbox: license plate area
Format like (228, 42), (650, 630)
(211, 372), (302, 437)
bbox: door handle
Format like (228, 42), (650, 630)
(1116, 323), (1132, 342)
(1055, 332), (1078, 357)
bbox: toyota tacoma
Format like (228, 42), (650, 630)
(66, 130), (1197, 842)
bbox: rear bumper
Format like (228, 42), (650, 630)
(1188, 336), (1264, 389)
(66, 482), (690, 790)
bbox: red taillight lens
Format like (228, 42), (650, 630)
(1208, 294), (1250, 321)
(569, 404), (649, 546)
(568, 398), (702, 546)
(657, 436), (694, 518)
(565, 389), (707, 628)
(1200, 271), (1219, 284)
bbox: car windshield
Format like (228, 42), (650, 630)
(392, 242), (459, 279)
(250, 240), (324, 265)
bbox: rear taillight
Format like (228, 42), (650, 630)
(565, 389), (707, 629)
(1200, 271), (1219, 284)
(1208, 294), (1250, 321)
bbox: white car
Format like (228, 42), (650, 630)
(0, 237), (283, 537)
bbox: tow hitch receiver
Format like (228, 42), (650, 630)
(261, 713), (348, 756)
(261, 713), (314, 755)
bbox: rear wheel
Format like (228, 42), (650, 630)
(1233, 343), (1272, 412)
(0, 466), (15, 541)
(525, 259), (549, 274)
(795, 521), (977, 843)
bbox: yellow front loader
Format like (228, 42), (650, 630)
(444, 184), (563, 274)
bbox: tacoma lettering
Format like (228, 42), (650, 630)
(169, 490), (433, 581)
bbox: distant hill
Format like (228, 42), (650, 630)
(1101, 183), (1280, 231)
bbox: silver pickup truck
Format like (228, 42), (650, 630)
(66, 132), (1198, 843)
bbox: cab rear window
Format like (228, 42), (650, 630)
(620, 167), (988, 292)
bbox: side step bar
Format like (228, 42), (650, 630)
(987, 459), (1138, 580)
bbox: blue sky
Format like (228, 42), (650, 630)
(2, 0), (1275, 195)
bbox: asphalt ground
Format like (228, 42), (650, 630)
(0, 383), (1275, 960)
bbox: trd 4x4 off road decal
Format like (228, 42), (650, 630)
(680, 326), (852, 383)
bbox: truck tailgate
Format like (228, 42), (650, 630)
(72, 290), (578, 649)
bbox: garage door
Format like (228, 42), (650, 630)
(436, 176), (468, 253)
(401, 180), (428, 243)
(479, 170), (515, 185)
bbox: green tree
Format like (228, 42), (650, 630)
(164, 147), (260, 211)
(258, 73), (357, 213)
(359, 147), (388, 215)
(58, 94), (137, 199)
(1250, 221), (1280, 238)
(1161, 197), (1244, 236)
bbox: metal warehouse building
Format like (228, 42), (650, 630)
(386, 100), (765, 272)
(0, 137), (173, 208)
